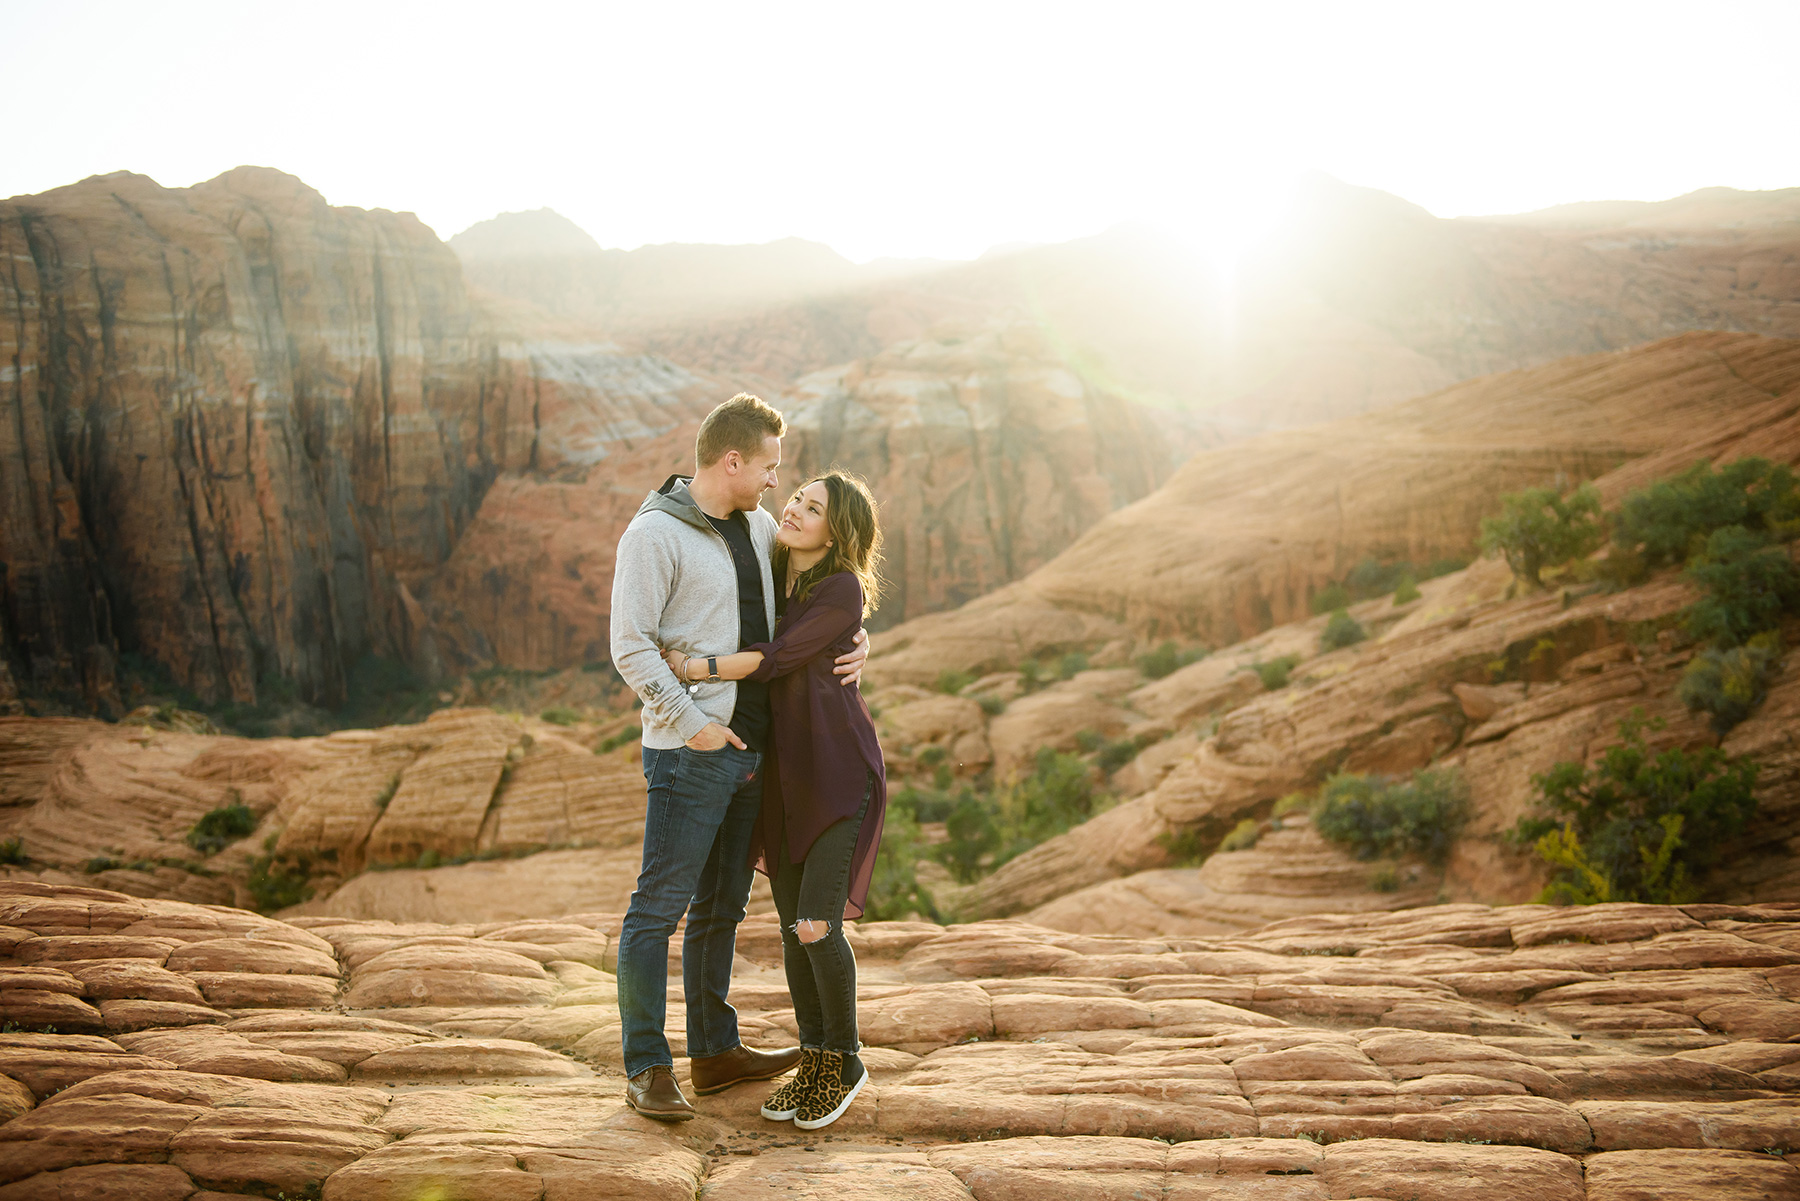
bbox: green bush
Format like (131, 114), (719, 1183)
(1313, 767), (1469, 865)
(1057, 652), (1089, 681)
(1613, 457), (1800, 571)
(993, 749), (1105, 864)
(941, 791), (1001, 883)
(245, 851), (313, 913)
(0, 837), (24, 866)
(1422, 556), (1470, 580)
(85, 856), (121, 874)
(1320, 608), (1367, 652)
(1094, 736), (1145, 775)
(540, 706), (582, 727)
(1370, 866), (1401, 892)
(1682, 526), (1800, 648)
(373, 773), (401, 811)
(1679, 632), (1785, 734)
(1310, 581), (1352, 614)
(977, 694), (1007, 716)
(1393, 573), (1421, 605)
(1252, 654), (1302, 690)
(596, 725), (642, 754)
(187, 803), (258, 855)
(935, 669), (976, 695)
(1272, 792), (1314, 818)
(1220, 818), (1261, 851)
(1513, 711), (1759, 904)
(1479, 483), (1605, 589)
(1136, 641), (1207, 680)
(863, 798), (939, 921)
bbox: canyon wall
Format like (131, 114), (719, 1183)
(0, 168), (521, 710)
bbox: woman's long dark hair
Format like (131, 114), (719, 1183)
(771, 470), (884, 617)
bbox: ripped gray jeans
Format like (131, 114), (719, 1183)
(770, 776), (873, 1055)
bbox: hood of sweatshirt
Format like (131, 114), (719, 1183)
(636, 475), (718, 534)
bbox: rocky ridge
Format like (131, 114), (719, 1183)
(5, 881), (1800, 1198)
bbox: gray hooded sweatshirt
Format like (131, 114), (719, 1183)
(609, 476), (779, 749)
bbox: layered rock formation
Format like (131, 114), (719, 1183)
(8, 880), (1800, 1198)
(0, 708), (648, 912)
(0, 167), (514, 710)
(780, 326), (1209, 625)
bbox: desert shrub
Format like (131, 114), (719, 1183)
(1393, 573), (1421, 605)
(540, 706), (581, 727)
(0, 837), (23, 865)
(1320, 608), (1367, 651)
(1310, 581), (1352, 614)
(1018, 660), (1044, 692)
(1679, 632), (1785, 734)
(1094, 735), (1146, 775)
(1422, 556), (1470, 580)
(187, 802), (257, 854)
(1136, 641), (1208, 680)
(863, 798), (939, 921)
(1220, 818), (1262, 852)
(940, 791), (1000, 883)
(977, 694), (1007, 716)
(1682, 525), (1800, 648)
(1252, 654), (1302, 690)
(85, 856), (121, 874)
(1613, 457), (1800, 571)
(935, 669), (976, 695)
(245, 851), (312, 913)
(1313, 767), (1469, 865)
(373, 773), (401, 811)
(596, 724), (642, 754)
(1272, 792), (1314, 818)
(1058, 652), (1089, 680)
(1369, 866), (1401, 892)
(992, 749), (1106, 865)
(1513, 711), (1759, 904)
(1479, 483), (1605, 588)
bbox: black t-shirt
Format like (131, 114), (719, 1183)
(704, 511), (771, 753)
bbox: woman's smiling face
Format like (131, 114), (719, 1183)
(777, 480), (832, 552)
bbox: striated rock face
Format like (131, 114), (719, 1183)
(868, 332), (1800, 682)
(0, 167), (517, 709)
(9, 880), (1800, 1197)
(781, 326), (1205, 626)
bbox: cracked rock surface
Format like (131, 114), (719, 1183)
(6, 881), (1800, 1198)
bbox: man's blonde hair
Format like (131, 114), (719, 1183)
(696, 393), (787, 467)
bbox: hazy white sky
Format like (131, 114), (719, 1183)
(4, 0), (1797, 261)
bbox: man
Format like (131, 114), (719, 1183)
(609, 393), (869, 1120)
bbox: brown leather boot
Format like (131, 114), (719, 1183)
(688, 1043), (804, 1096)
(626, 1064), (696, 1121)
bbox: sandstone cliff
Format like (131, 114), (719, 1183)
(0, 168), (514, 711)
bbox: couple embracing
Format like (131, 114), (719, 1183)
(608, 393), (888, 1130)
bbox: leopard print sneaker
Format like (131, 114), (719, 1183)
(759, 1046), (822, 1121)
(793, 1049), (867, 1130)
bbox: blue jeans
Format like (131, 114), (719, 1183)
(617, 744), (762, 1079)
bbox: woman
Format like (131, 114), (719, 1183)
(662, 470), (887, 1131)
